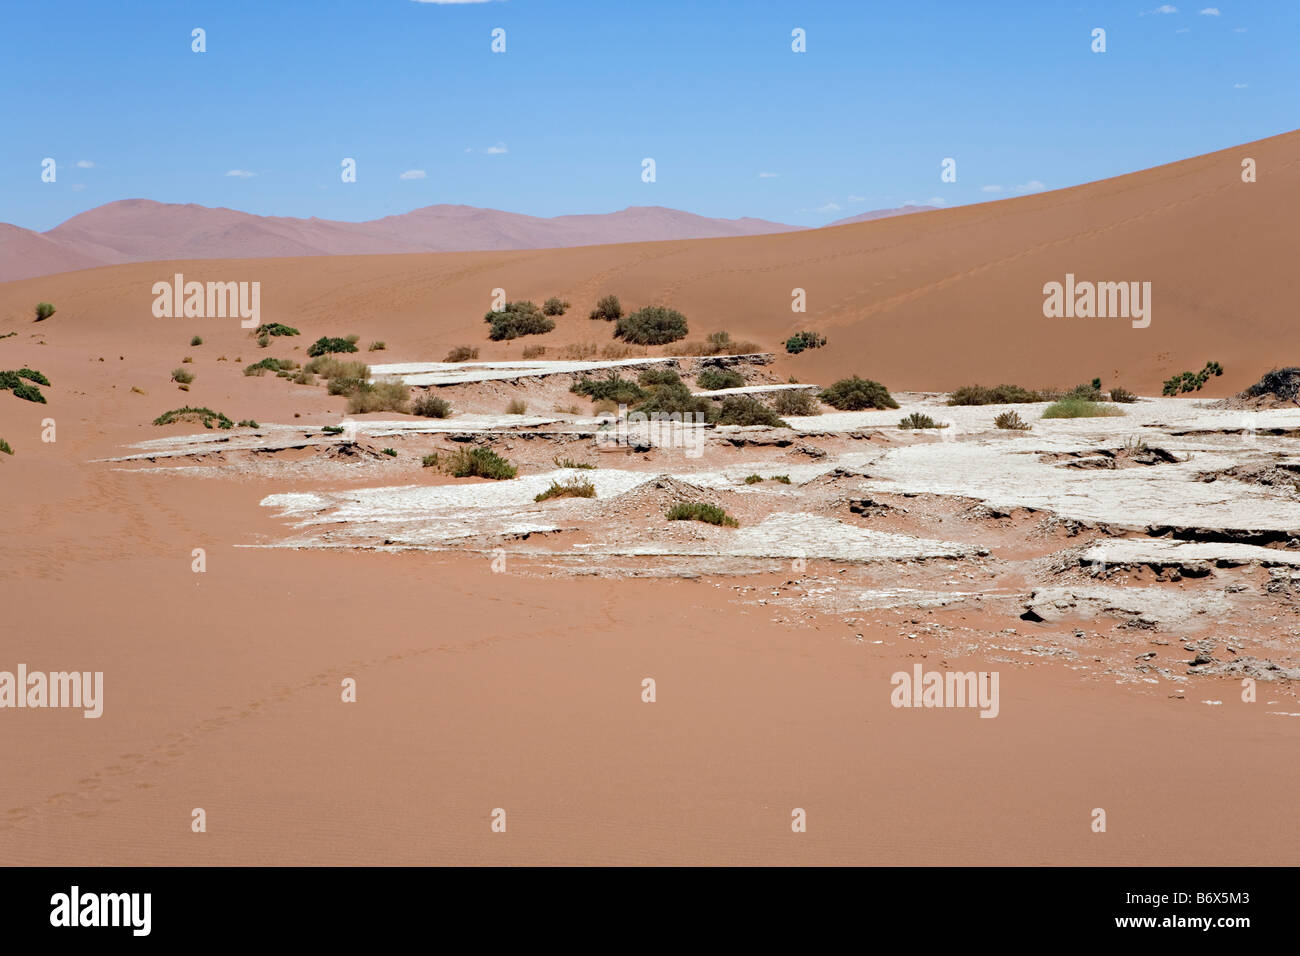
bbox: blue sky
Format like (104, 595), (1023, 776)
(2, 0), (1295, 231)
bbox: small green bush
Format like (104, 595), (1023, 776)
(449, 447), (517, 479)
(34, 302), (56, 322)
(636, 382), (715, 421)
(256, 323), (299, 338)
(785, 331), (827, 354)
(666, 502), (738, 527)
(899, 412), (947, 429)
(1108, 386), (1138, 404)
(171, 368), (195, 384)
(16, 368), (50, 386)
(368, 341), (386, 352)
(153, 406), (234, 429)
(948, 384), (1043, 405)
(237, 419), (259, 428)
(572, 372), (647, 405)
(484, 301), (554, 341)
(0, 438), (11, 455)
(190, 335), (203, 347)
(412, 394), (452, 418)
(542, 297), (570, 316)
(444, 346), (479, 362)
(772, 390), (820, 416)
(345, 382), (408, 414)
(506, 399), (527, 415)
(1041, 399), (1125, 419)
(534, 478), (596, 502)
(716, 394), (788, 427)
(322, 425), (344, 435)
(1163, 361), (1223, 396)
(244, 357), (296, 376)
(819, 376), (898, 410)
(637, 367), (682, 387)
(307, 336), (360, 357)
(994, 411), (1031, 430)
(589, 295), (623, 322)
(615, 306), (689, 345)
(553, 456), (595, 469)
(382, 448), (397, 457)
(697, 367), (745, 391)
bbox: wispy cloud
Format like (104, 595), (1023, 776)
(1143, 4), (1179, 14)
(1199, 7), (1220, 14)
(980, 185), (1004, 193)
(1234, 82), (1249, 88)
(484, 143), (508, 155)
(847, 194), (866, 202)
(1015, 180), (1046, 193)
(399, 169), (427, 180)
(75, 160), (95, 169)
(225, 169), (256, 178)
(757, 172), (779, 179)
(816, 202), (842, 213)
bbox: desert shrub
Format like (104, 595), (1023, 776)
(382, 448), (397, 457)
(716, 394), (788, 427)
(635, 382), (715, 421)
(899, 412), (947, 429)
(534, 478), (596, 502)
(0, 438), (11, 455)
(592, 399), (619, 415)
(772, 390), (821, 416)
(506, 399), (527, 415)
(322, 425), (344, 435)
(292, 371), (316, 386)
(589, 295), (623, 321)
(1041, 399), (1125, 419)
(190, 335), (203, 347)
(948, 384), (1043, 405)
(819, 376), (898, 410)
(307, 336), (359, 357)
(421, 452), (440, 468)
(697, 367), (745, 391)
(554, 404), (581, 415)
(237, 419), (259, 428)
(521, 344), (547, 359)
(600, 342), (643, 359)
(542, 297), (570, 316)
(327, 376), (365, 396)
(256, 323), (299, 338)
(171, 367), (195, 384)
(244, 357), (296, 376)
(0, 371), (22, 390)
(666, 502), (738, 527)
(743, 474), (764, 484)
(486, 301), (555, 341)
(444, 346), (479, 363)
(368, 341), (386, 352)
(257, 335), (271, 348)
(12, 383), (45, 403)
(553, 456), (595, 469)
(153, 406), (234, 429)
(1163, 361), (1223, 396)
(994, 411), (1031, 430)
(34, 302), (56, 322)
(412, 394), (452, 418)
(1108, 386), (1137, 403)
(772, 475), (791, 484)
(572, 372), (647, 405)
(615, 306), (688, 345)
(437, 446), (517, 480)
(345, 382), (409, 414)
(16, 368), (50, 386)
(638, 367), (682, 387)
(182, 356), (193, 364)
(304, 356), (368, 380)
(1063, 379), (1104, 402)
(785, 331), (827, 354)
(559, 342), (597, 360)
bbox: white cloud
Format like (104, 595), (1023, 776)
(817, 202), (842, 213)
(1234, 82), (1249, 88)
(1199, 7), (1220, 14)
(847, 194), (866, 202)
(75, 160), (94, 168)
(484, 143), (508, 155)
(980, 185), (1004, 193)
(399, 169), (427, 180)
(757, 172), (779, 179)
(1015, 180), (1046, 193)
(225, 169), (255, 178)
(1150, 4), (1178, 13)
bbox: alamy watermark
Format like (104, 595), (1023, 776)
(1043, 273), (1150, 328)
(890, 664), (999, 718)
(596, 404), (706, 458)
(0, 665), (103, 718)
(152, 273), (261, 328)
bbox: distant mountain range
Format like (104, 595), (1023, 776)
(0, 200), (935, 282)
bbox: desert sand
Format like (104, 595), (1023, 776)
(1, 130), (1298, 865)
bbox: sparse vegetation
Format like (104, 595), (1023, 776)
(485, 301), (555, 340)
(1041, 399), (1126, 419)
(542, 297), (570, 316)
(153, 406), (234, 429)
(559, 342), (597, 360)
(819, 376), (898, 410)
(635, 381), (714, 421)
(171, 367), (195, 384)
(237, 419), (259, 428)
(382, 448), (397, 457)
(15, 368), (49, 386)
(784, 331), (827, 355)
(615, 306), (689, 345)
(553, 456), (595, 469)
(304, 356), (368, 381)
(521, 344), (547, 359)
(412, 394), (452, 418)
(307, 336), (360, 357)
(666, 502), (738, 527)
(534, 478), (596, 502)
(637, 367), (682, 387)
(1163, 361), (1223, 396)
(345, 381), (409, 414)
(34, 302), (56, 322)
(572, 372), (647, 405)
(1108, 386), (1138, 403)
(322, 425), (344, 435)
(182, 356), (193, 363)
(696, 367), (745, 391)
(589, 295), (623, 322)
(666, 330), (760, 357)
(771, 390), (821, 416)
(716, 394), (789, 427)
(257, 335), (270, 348)
(506, 399), (528, 415)
(444, 346), (479, 363)
(426, 446), (517, 480)
(948, 384), (1043, 405)
(190, 335), (203, 347)
(994, 411), (1031, 430)
(744, 474), (791, 484)
(244, 357), (297, 376)
(368, 341), (386, 352)
(256, 323), (299, 338)
(0, 438), (11, 455)
(899, 413), (948, 429)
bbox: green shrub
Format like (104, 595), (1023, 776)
(244, 357), (296, 376)
(16, 368), (49, 386)
(948, 384), (1043, 405)
(34, 302), (55, 322)
(534, 478), (596, 502)
(1108, 386), (1137, 403)
(327, 376), (366, 396)
(0, 438), (11, 455)
(304, 356), (368, 381)
(994, 411), (1031, 430)
(368, 341), (386, 352)
(485, 301), (555, 340)
(171, 368), (195, 384)
(666, 502), (738, 527)
(237, 419), (259, 428)
(1041, 399), (1125, 419)
(785, 331), (827, 354)
(716, 394), (788, 427)
(445, 447), (517, 479)
(615, 306), (689, 345)
(542, 297), (570, 316)
(257, 335), (270, 348)
(153, 406), (234, 429)
(190, 335), (203, 347)
(412, 394), (452, 418)
(553, 456), (595, 469)
(899, 412), (947, 429)
(307, 336), (360, 357)
(382, 448), (397, 457)
(772, 390), (820, 416)
(256, 323), (299, 338)
(9, 382), (42, 403)
(444, 346), (479, 362)
(1064, 380), (1103, 402)
(322, 425), (344, 435)
(637, 367), (682, 387)
(0, 371), (23, 390)
(1163, 361), (1223, 396)
(743, 474), (764, 484)
(666, 330), (762, 357)
(589, 295), (623, 321)
(819, 376), (898, 410)
(635, 381), (715, 421)
(572, 372), (647, 405)
(421, 452), (440, 468)
(522, 344), (547, 359)
(697, 367), (745, 391)
(345, 382), (409, 414)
